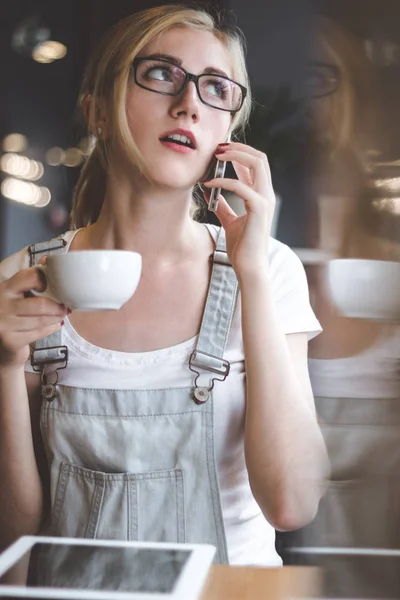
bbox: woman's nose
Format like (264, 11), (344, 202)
(169, 81), (200, 121)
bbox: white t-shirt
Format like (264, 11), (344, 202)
(0, 224), (321, 566)
(309, 326), (400, 399)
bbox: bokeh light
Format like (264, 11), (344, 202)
(32, 40), (67, 63)
(63, 147), (83, 167)
(0, 153), (44, 181)
(2, 133), (28, 153)
(45, 147), (65, 166)
(373, 197), (400, 214)
(35, 187), (52, 207)
(1, 177), (51, 207)
(373, 177), (400, 194)
(78, 136), (93, 155)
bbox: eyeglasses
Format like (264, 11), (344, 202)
(304, 61), (340, 99)
(132, 57), (247, 113)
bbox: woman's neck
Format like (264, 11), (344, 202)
(77, 170), (208, 266)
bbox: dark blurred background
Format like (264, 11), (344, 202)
(1, 0), (400, 258)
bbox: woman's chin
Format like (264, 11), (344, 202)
(148, 169), (202, 191)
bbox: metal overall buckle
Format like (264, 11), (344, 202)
(189, 350), (230, 404)
(31, 346), (68, 401)
(28, 239), (67, 260)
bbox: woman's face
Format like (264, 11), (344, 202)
(125, 26), (233, 189)
(306, 38), (344, 143)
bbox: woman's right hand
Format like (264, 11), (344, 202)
(0, 267), (68, 371)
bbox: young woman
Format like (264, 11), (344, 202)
(0, 5), (329, 566)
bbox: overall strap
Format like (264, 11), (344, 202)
(189, 227), (238, 403)
(29, 237), (68, 400)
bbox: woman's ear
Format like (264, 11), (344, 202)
(81, 94), (108, 138)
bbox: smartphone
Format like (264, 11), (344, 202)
(208, 133), (231, 213)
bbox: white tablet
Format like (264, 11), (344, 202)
(0, 536), (216, 600)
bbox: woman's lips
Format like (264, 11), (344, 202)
(160, 140), (195, 154)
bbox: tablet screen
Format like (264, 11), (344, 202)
(0, 543), (192, 594)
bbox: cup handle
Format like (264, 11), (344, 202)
(30, 265), (59, 304)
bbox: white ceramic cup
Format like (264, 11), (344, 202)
(327, 259), (400, 321)
(31, 250), (142, 311)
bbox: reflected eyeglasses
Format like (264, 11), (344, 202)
(132, 57), (247, 113)
(304, 61), (340, 99)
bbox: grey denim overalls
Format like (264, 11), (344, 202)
(29, 227), (238, 564)
(278, 393), (400, 596)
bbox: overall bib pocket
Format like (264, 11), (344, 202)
(52, 462), (186, 542)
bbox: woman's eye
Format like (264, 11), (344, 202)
(146, 66), (173, 81)
(306, 74), (324, 88)
(204, 79), (228, 98)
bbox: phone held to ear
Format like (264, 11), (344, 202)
(208, 133), (231, 213)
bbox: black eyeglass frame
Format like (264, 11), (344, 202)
(132, 56), (247, 113)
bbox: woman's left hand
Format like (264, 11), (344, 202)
(203, 142), (276, 277)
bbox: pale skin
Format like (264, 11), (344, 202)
(0, 26), (329, 550)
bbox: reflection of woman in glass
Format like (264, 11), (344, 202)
(282, 16), (400, 597)
(0, 6), (328, 566)
(305, 16), (380, 256)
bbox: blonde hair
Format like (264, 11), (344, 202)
(313, 17), (377, 158)
(71, 4), (252, 229)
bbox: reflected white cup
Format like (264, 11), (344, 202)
(327, 259), (400, 321)
(31, 250), (142, 311)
